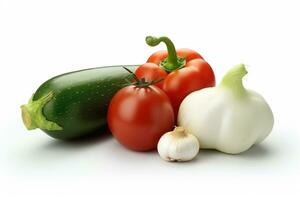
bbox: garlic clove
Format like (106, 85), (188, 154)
(157, 127), (200, 162)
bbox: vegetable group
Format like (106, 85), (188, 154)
(135, 36), (215, 117)
(21, 36), (275, 162)
(21, 65), (138, 140)
(178, 64), (274, 154)
(107, 69), (174, 151)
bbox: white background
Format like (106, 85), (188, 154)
(1, 0), (299, 199)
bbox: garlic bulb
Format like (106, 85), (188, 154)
(157, 127), (200, 162)
(178, 64), (274, 154)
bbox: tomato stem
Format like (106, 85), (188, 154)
(123, 66), (140, 82)
(146, 36), (185, 72)
(123, 67), (164, 88)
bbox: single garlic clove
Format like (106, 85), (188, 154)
(157, 127), (200, 162)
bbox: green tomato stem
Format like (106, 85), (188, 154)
(123, 67), (164, 87)
(145, 36), (185, 72)
(220, 64), (248, 97)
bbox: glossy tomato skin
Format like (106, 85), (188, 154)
(136, 48), (215, 118)
(107, 85), (174, 151)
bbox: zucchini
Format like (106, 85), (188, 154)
(21, 65), (138, 140)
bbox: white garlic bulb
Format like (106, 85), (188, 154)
(157, 127), (200, 162)
(178, 64), (274, 154)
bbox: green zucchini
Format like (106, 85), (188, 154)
(21, 65), (138, 140)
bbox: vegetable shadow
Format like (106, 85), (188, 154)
(14, 128), (114, 170)
(193, 143), (273, 163)
(238, 144), (272, 159)
(39, 128), (113, 150)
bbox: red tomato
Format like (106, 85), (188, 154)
(107, 85), (174, 151)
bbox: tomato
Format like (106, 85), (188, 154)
(107, 85), (174, 151)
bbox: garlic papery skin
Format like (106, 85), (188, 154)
(178, 64), (274, 154)
(157, 127), (200, 162)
